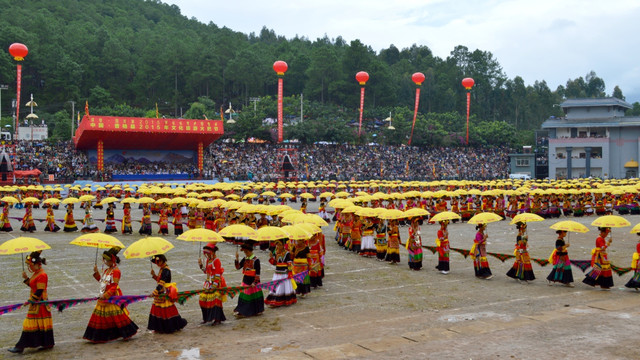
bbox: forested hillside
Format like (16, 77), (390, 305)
(0, 0), (633, 146)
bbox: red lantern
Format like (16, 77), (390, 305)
(355, 71), (369, 85)
(273, 60), (288, 75)
(9, 43), (28, 61)
(462, 77), (475, 90)
(412, 72), (425, 86)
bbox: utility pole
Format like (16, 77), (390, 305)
(69, 101), (75, 139)
(300, 93), (303, 123)
(0, 85), (8, 130)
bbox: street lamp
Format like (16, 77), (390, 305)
(384, 112), (395, 130)
(225, 102), (236, 124)
(25, 94), (37, 141)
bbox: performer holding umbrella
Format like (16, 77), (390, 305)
(583, 215), (631, 290)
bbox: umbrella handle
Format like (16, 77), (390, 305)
(21, 253), (24, 272)
(95, 246), (99, 266)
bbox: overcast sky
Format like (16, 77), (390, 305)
(168, 0), (640, 103)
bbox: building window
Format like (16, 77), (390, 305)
(516, 159), (530, 167)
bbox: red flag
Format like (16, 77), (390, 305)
(85, 100), (90, 116)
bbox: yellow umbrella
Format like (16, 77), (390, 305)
(281, 225), (312, 241)
(341, 205), (362, 214)
(62, 197), (80, 204)
(299, 192), (315, 199)
(123, 237), (174, 259)
(0, 196), (19, 204)
(355, 207), (378, 218)
(0, 237), (51, 255)
(21, 197), (40, 204)
(78, 194), (96, 202)
(281, 213), (303, 224)
(260, 191), (277, 197)
(243, 193), (259, 200)
(334, 191), (350, 198)
(155, 198), (172, 205)
(378, 209), (407, 220)
(404, 208), (431, 218)
(430, 211), (461, 222)
(319, 192), (334, 198)
(177, 229), (225, 243)
(70, 233), (126, 265)
(550, 220), (590, 233)
(468, 212), (503, 225)
(591, 215), (631, 228)
(250, 226), (289, 242)
(137, 197), (156, 204)
(121, 197), (137, 204)
(294, 214), (329, 227)
(225, 194), (241, 200)
(218, 224), (257, 238)
(100, 197), (120, 204)
(509, 212), (545, 225)
(279, 193), (295, 199)
(42, 198), (61, 205)
(0, 237), (51, 271)
(630, 223), (640, 234)
(296, 222), (322, 235)
(70, 233), (125, 249)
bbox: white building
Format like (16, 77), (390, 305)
(541, 97), (639, 179)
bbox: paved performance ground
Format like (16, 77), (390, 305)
(1, 203), (639, 359)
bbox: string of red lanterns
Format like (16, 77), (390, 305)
(355, 71), (369, 137)
(273, 60), (288, 143)
(8, 43), (28, 140)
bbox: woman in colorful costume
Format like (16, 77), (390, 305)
(406, 217), (423, 271)
(81, 203), (99, 233)
(233, 242), (264, 317)
(374, 218), (388, 261)
(138, 203), (152, 235)
(385, 219), (401, 264)
(64, 203), (78, 232)
(8, 251), (54, 354)
(546, 230), (574, 287)
(0, 201), (13, 232)
(624, 234), (640, 290)
(121, 203), (133, 234)
(148, 254), (188, 333)
(435, 220), (450, 274)
(582, 227), (614, 289)
(506, 222), (536, 282)
(20, 203), (37, 232)
(158, 204), (169, 235)
(83, 247), (138, 342)
(471, 223), (493, 279)
(198, 242), (227, 324)
(43, 204), (60, 232)
(103, 203), (117, 233)
(264, 239), (297, 307)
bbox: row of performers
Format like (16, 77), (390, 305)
(332, 211), (640, 291)
(0, 202), (288, 236)
(7, 235), (325, 354)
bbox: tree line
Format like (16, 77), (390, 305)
(0, 0), (635, 147)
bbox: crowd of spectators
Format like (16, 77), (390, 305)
(2, 140), (513, 183)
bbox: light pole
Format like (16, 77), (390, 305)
(384, 112), (395, 130)
(25, 94), (37, 141)
(225, 102), (236, 124)
(0, 85), (7, 128)
(69, 101), (75, 138)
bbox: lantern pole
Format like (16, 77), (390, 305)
(462, 78), (475, 145)
(355, 71), (369, 137)
(409, 72), (425, 146)
(8, 43), (28, 141)
(273, 61), (288, 143)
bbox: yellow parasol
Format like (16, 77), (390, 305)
(123, 237), (174, 259)
(468, 212), (503, 225)
(249, 226), (289, 242)
(0, 196), (20, 204)
(630, 223), (640, 234)
(509, 212), (545, 225)
(218, 224), (257, 238)
(136, 197), (156, 204)
(62, 197), (80, 204)
(281, 225), (312, 241)
(177, 228), (224, 243)
(378, 209), (407, 220)
(550, 220), (590, 233)
(70, 233), (125, 265)
(404, 208), (431, 219)
(299, 192), (315, 199)
(430, 211), (461, 222)
(293, 214), (329, 227)
(591, 215), (631, 228)
(355, 207), (378, 218)
(78, 194), (96, 202)
(42, 198), (61, 205)
(21, 197), (40, 204)
(260, 191), (277, 197)
(0, 237), (51, 271)
(120, 197), (137, 204)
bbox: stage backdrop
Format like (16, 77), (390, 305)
(88, 149), (196, 165)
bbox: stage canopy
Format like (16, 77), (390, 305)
(74, 115), (224, 150)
